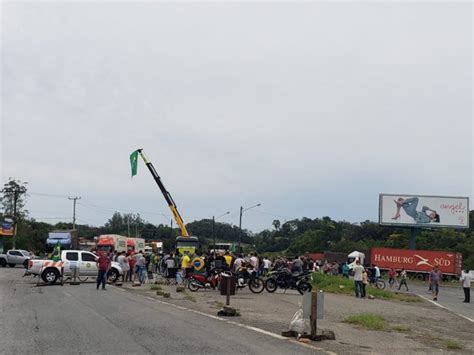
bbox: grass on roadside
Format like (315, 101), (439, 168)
(150, 284), (162, 291)
(311, 273), (423, 302)
(444, 340), (464, 350)
(343, 313), (387, 331)
(311, 273), (394, 299)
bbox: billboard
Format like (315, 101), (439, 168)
(379, 194), (469, 229)
(0, 218), (14, 236)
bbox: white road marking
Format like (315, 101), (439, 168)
(146, 297), (335, 354)
(417, 294), (474, 323)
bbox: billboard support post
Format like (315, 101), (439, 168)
(409, 227), (416, 250)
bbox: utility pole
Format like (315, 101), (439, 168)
(238, 206), (243, 254)
(12, 190), (19, 249)
(68, 196), (81, 230)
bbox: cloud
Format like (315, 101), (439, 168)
(1, 2), (472, 231)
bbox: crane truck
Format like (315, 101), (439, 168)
(132, 149), (199, 254)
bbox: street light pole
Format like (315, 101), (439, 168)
(238, 203), (261, 254)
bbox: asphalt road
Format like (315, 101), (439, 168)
(388, 280), (474, 322)
(0, 267), (321, 354)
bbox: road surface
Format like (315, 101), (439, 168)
(0, 267), (322, 354)
(389, 281), (473, 322)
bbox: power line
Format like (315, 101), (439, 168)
(28, 192), (70, 199)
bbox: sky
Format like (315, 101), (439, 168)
(1, 1), (472, 233)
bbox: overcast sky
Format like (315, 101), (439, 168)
(1, 1), (472, 233)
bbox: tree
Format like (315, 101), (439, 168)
(0, 178), (28, 219)
(272, 219), (281, 231)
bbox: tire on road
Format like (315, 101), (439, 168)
(107, 268), (119, 283)
(8, 264), (16, 268)
(187, 280), (200, 292)
(0, 258), (7, 267)
(248, 277), (265, 294)
(23, 260), (29, 269)
(41, 268), (60, 284)
(264, 278), (278, 293)
(376, 280), (386, 290)
(297, 281), (312, 295)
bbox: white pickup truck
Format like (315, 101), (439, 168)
(0, 249), (32, 268)
(27, 250), (124, 284)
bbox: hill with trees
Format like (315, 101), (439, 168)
(1, 178), (473, 268)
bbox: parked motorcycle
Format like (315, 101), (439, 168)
(235, 267), (265, 294)
(187, 270), (222, 292)
(264, 269), (313, 295)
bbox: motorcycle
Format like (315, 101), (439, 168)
(235, 267), (265, 294)
(187, 269), (222, 292)
(264, 269), (313, 295)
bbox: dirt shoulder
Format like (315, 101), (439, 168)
(117, 279), (474, 354)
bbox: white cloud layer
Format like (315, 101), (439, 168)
(1, 2), (472, 231)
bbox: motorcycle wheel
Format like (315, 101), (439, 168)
(297, 281), (312, 295)
(188, 280), (200, 292)
(264, 278), (278, 293)
(248, 277), (265, 294)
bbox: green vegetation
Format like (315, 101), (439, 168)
(150, 284), (162, 291)
(344, 313), (387, 331)
(444, 340), (463, 350)
(311, 273), (423, 302)
(1, 177), (473, 270)
(311, 273), (394, 299)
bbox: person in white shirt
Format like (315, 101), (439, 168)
(353, 260), (365, 298)
(262, 257), (272, 276)
(249, 253), (259, 270)
(232, 255), (244, 273)
(460, 270), (471, 303)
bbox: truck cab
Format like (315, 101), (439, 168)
(27, 250), (123, 284)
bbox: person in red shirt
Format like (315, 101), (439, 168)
(388, 268), (398, 289)
(96, 252), (111, 290)
(128, 252), (136, 282)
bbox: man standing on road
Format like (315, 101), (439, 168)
(353, 260), (364, 298)
(460, 270), (471, 303)
(398, 268), (409, 291)
(96, 252), (110, 290)
(429, 265), (441, 301)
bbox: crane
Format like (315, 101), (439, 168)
(132, 149), (199, 254)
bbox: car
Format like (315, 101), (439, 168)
(0, 249), (32, 268)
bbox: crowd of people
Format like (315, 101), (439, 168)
(95, 248), (471, 304)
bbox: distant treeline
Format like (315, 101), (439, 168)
(1, 210), (472, 269)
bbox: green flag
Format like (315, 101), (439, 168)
(51, 241), (61, 261)
(130, 150), (139, 177)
